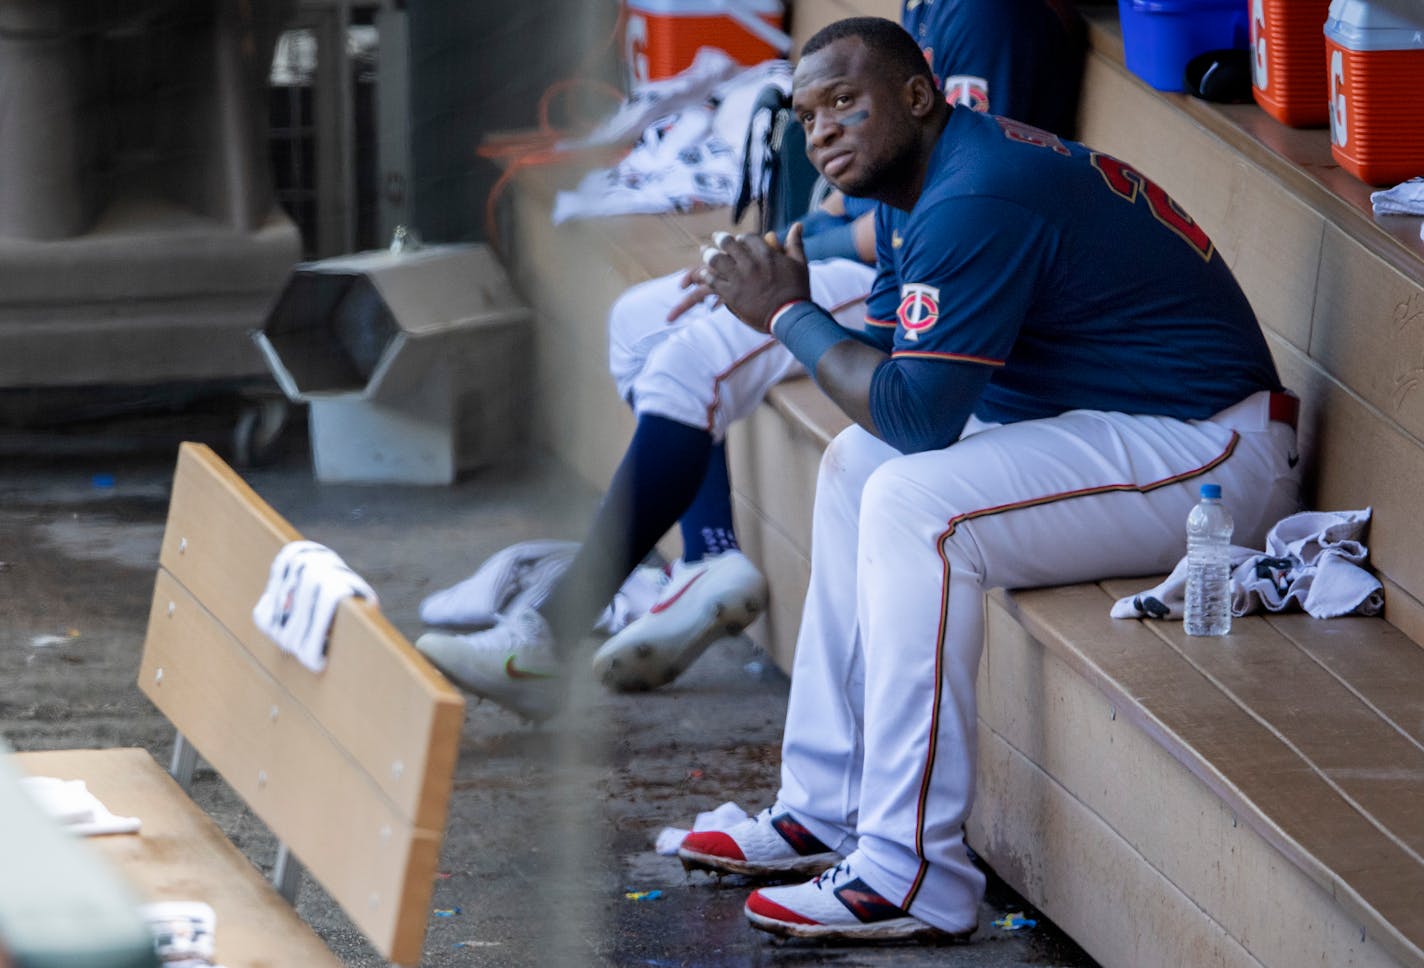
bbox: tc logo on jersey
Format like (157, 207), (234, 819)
(897, 283), (940, 341)
(943, 74), (990, 112)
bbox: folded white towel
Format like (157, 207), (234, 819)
(252, 541), (378, 673)
(654, 801), (750, 856)
(1371, 176), (1424, 216)
(141, 901), (216, 965)
(1111, 508), (1383, 621)
(19, 776), (141, 836)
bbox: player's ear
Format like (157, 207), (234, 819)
(904, 73), (938, 119)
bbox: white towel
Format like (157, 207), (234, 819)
(252, 541), (378, 673)
(654, 801), (750, 856)
(552, 60), (791, 224)
(141, 901), (217, 965)
(19, 776), (141, 836)
(1370, 176), (1424, 216)
(1232, 508), (1384, 618)
(1111, 508), (1383, 621)
(560, 47), (742, 150)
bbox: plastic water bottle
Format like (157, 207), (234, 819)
(1185, 483), (1234, 636)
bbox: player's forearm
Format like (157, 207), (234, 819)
(771, 301), (885, 438)
(813, 340), (885, 432)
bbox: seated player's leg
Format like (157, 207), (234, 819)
(417, 262), (876, 715)
(624, 258), (874, 440)
(746, 396), (1298, 938)
(592, 259), (876, 691)
(680, 425), (896, 883)
(607, 271), (710, 407)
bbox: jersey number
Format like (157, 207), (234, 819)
(994, 116), (1071, 156)
(1090, 154), (1214, 261)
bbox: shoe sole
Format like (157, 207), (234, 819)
(677, 846), (840, 880)
(592, 587), (767, 692)
(745, 908), (970, 943)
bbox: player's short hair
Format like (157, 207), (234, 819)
(800, 17), (936, 88)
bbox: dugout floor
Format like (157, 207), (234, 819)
(0, 406), (1097, 967)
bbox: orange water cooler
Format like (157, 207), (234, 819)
(1325, 0), (1424, 185)
(1251, 0), (1332, 126)
(624, 0), (788, 86)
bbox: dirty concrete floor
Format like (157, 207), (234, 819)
(0, 407), (1099, 968)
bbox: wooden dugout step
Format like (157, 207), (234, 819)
(971, 584), (1424, 968)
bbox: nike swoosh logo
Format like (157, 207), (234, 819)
(504, 655), (556, 680)
(650, 570), (709, 614)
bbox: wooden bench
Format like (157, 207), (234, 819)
(497, 2), (1424, 964)
(0, 738), (157, 967)
(962, 11), (1424, 968)
(9, 442), (465, 967)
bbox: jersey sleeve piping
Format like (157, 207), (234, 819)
(891, 349), (1006, 366)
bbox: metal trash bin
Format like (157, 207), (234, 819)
(255, 243), (531, 484)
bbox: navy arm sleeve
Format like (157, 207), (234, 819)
(868, 356), (993, 453)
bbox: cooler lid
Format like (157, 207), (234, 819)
(1325, 0), (1424, 51)
(1123, 0), (1245, 12)
(624, 0), (782, 15)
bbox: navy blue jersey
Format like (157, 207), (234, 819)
(863, 108), (1280, 425)
(803, 0), (1083, 241)
(905, 0), (1084, 137)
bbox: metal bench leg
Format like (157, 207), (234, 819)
(273, 843), (303, 905)
(169, 731), (198, 792)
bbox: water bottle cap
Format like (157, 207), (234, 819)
(1200, 483), (1222, 500)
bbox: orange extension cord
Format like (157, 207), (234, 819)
(477, 8), (633, 252)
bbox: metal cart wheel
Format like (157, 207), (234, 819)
(232, 394), (292, 468)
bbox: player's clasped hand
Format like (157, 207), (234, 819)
(697, 223), (813, 334)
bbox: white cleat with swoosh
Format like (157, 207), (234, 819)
(591, 550), (768, 692)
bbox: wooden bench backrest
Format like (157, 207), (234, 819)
(137, 443), (464, 966)
(1074, 35), (1424, 647)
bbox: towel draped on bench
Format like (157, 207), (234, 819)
(253, 541), (378, 673)
(1110, 508), (1384, 622)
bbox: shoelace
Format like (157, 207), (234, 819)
(813, 860), (853, 891)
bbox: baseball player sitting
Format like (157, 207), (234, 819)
(669, 17), (1301, 943)
(414, 1), (1086, 724)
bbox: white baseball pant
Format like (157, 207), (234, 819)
(775, 390), (1302, 932)
(607, 258), (877, 439)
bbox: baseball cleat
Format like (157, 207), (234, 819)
(678, 804), (842, 879)
(745, 859), (971, 943)
(415, 608), (564, 723)
(591, 550), (767, 691)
